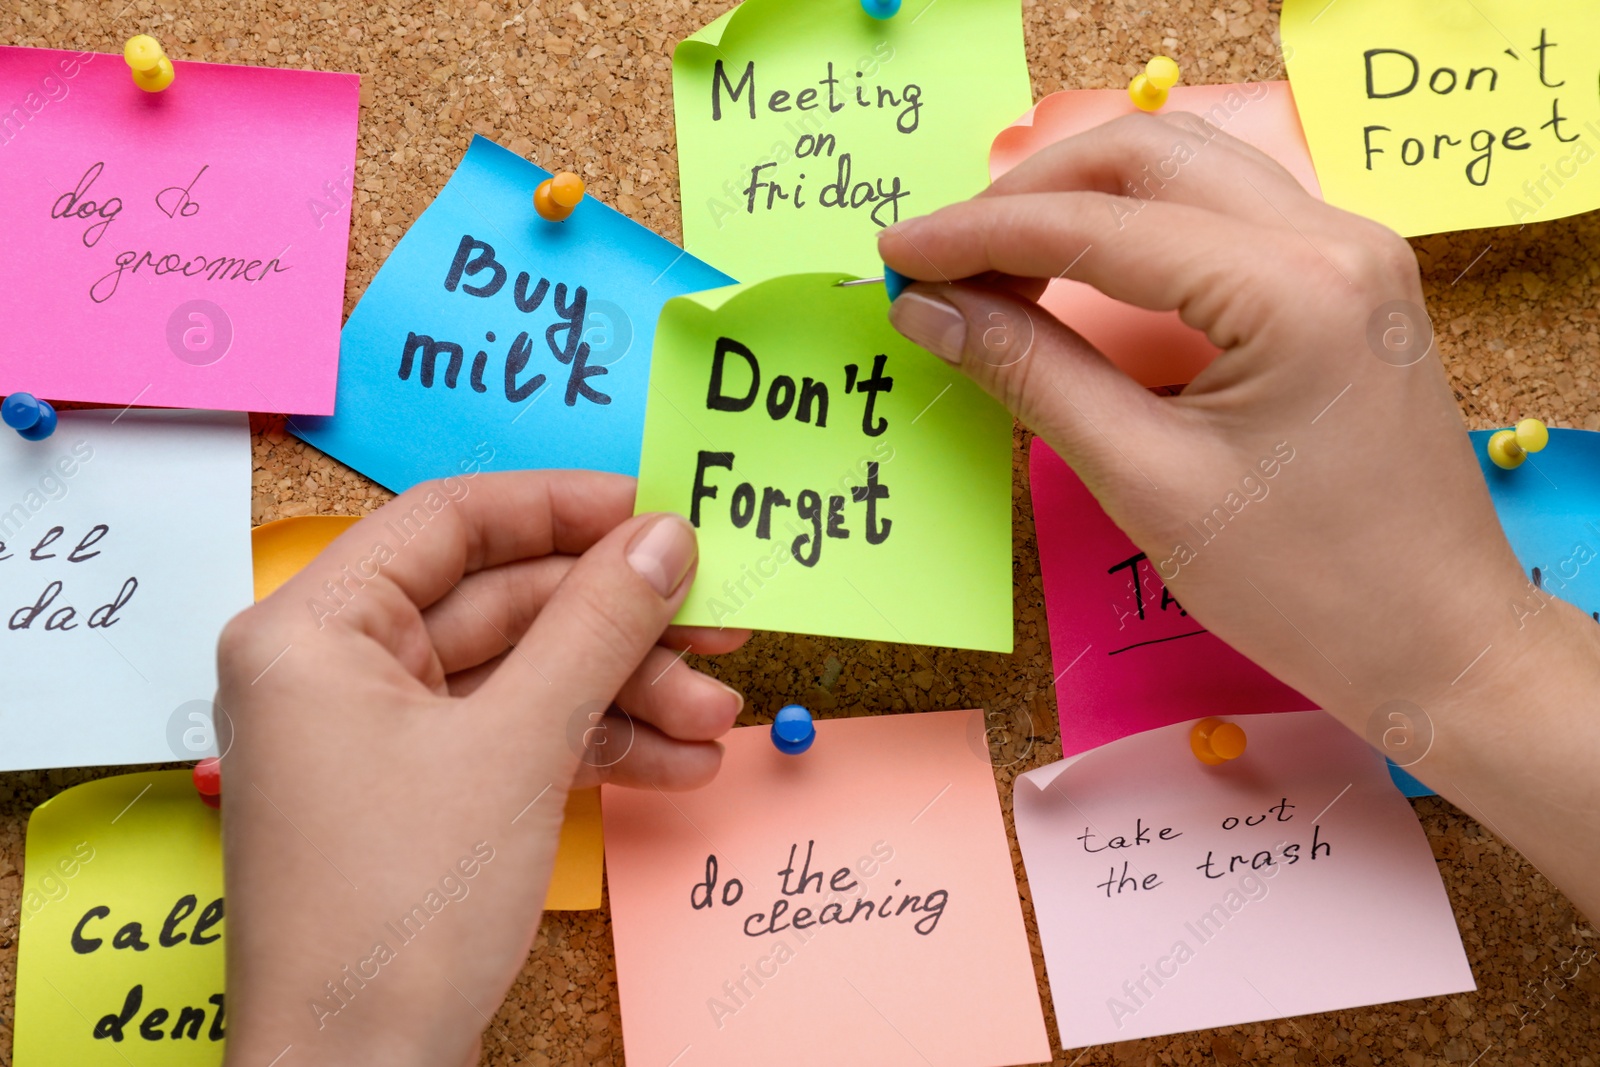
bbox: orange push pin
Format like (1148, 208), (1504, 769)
(534, 171), (585, 221)
(124, 34), (175, 93)
(1129, 55), (1180, 112)
(1190, 717), (1247, 765)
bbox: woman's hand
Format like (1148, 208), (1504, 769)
(217, 471), (747, 1067)
(881, 112), (1600, 919)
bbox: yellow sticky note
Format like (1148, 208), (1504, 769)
(251, 516), (605, 908)
(1281, 0), (1600, 235)
(14, 772), (225, 1066)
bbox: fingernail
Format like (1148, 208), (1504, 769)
(889, 291), (966, 364)
(627, 514), (697, 597)
(715, 679), (745, 719)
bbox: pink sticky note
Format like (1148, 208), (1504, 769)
(1030, 439), (1306, 756)
(603, 710), (1050, 1067)
(0, 47), (359, 414)
(990, 82), (1321, 388)
(1014, 711), (1474, 1048)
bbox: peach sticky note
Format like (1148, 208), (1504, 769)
(250, 515), (605, 909)
(1013, 711), (1474, 1048)
(990, 82), (1321, 388)
(603, 710), (1049, 1067)
(0, 46), (359, 414)
(1030, 439), (1306, 757)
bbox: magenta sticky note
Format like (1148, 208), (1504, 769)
(0, 46), (359, 414)
(1030, 439), (1307, 756)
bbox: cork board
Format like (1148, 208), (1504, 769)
(5, 0), (1600, 1064)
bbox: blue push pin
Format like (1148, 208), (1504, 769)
(862, 0), (901, 17)
(2, 393), (57, 442)
(837, 265), (912, 301)
(771, 704), (815, 755)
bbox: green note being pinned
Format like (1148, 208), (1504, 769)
(634, 274), (1014, 652)
(673, 0), (1032, 281)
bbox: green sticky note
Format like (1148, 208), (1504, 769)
(674, 0), (1033, 281)
(635, 274), (1013, 652)
(14, 771), (225, 1066)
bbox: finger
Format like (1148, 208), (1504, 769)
(615, 646), (743, 741)
(880, 194), (1317, 347)
(474, 513), (700, 736)
(272, 470), (638, 621)
(657, 625), (753, 655)
(980, 111), (1319, 227)
(569, 714), (725, 792)
(426, 557), (753, 674)
(888, 281), (1173, 482)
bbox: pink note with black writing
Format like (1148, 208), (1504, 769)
(0, 46), (358, 414)
(1030, 439), (1307, 756)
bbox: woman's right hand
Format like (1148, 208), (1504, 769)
(880, 112), (1600, 920)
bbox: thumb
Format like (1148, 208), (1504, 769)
(888, 281), (1172, 488)
(473, 511), (697, 740)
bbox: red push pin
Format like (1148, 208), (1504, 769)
(193, 757), (221, 809)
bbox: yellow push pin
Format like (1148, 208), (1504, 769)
(124, 34), (175, 93)
(1190, 717), (1247, 766)
(1129, 55), (1180, 112)
(1487, 417), (1549, 470)
(534, 171), (585, 222)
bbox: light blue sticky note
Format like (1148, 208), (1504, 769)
(1394, 428), (1600, 801)
(293, 136), (734, 491)
(1473, 428), (1600, 621)
(1387, 760), (1432, 798)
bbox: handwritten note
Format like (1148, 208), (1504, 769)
(1014, 711), (1474, 1048)
(14, 771), (225, 1066)
(674, 0), (1031, 281)
(634, 274), (1012, 651)
(249, 513), (606, 909)
(1030, 440), (1305, 756)
(603, 710), (1049, 1067)
(0, 411), (252, 771)
(991, 83), (1320, 387)
(292, 137), (731, 492)
(1281, 0), (1600, 235)
(0, 46), (358, 414)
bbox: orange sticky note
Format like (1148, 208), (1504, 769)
(252, 516), (605, 910)
(990, 82), (1322, 388)
(602, 710), (1049, 1067)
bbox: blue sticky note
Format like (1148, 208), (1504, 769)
(293, 136), (734, 491)
(1387, 760), (1432, 798)
(1392, 428), (1600, 801)
(1473, 428), (1600, 621)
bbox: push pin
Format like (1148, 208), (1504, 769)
(861, 0), (902, 18)
(1487, 418), (1549, 470)
(1, 393), (57, 442)
(836, 265), (912, 301)
(124, 34), (175, 93)
(1190, 717), (1247, 766)
(193, 757), (221, 810)
(534, 171), (585, 221)
(771, 704), (815, 755)
(1128, 55), (1180, 112)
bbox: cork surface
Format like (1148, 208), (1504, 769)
(5, 0), (1600, 1064)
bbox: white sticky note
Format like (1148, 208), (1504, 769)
(1014, 710), (1474, 1048)
(0, 410), (252, 770)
